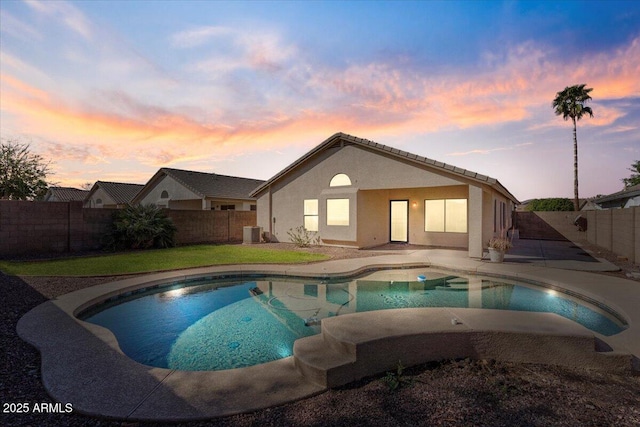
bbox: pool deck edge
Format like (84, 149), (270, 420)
(16, 249), (640, 421)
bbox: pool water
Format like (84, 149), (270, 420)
(80, 269), (626, 371)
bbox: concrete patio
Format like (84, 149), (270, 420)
(16, 239), (640, 421)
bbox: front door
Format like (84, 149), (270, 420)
(390, 200), (408, 243)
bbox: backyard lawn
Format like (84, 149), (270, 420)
(0, 245), (329, 276)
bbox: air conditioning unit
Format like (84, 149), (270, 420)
(243, 226), (263, 244)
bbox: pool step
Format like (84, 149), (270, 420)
(293, 335), (356, 387)
(437, 278), (499, 291)
(293, 308), (633, 388)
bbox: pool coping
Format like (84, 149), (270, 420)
(16, 249), (640, 421)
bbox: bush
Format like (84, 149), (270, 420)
(104, 204), (177, 250)
(287, 226), (320, 247)
(526, 198), (574, 211)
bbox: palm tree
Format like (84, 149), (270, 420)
(552, 84), (594, 211)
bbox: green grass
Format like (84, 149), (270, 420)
(0, 245), (329, 277)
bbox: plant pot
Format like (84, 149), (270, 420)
(488, 247), (505, 263)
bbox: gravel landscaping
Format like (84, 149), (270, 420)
(2, 244), (639, 426)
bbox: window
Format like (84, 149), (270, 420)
(445, 199), (467, 233)
(494, 200), (506, 231)
(303, 199), (319, 231)
(250, 205), (257, 211)
(220, 204), (235, 210)
(425, 199), (467, 233)
(160, 190), (169, 199)
(424, 200), (445, 232)
(327, 199), (349, 226)
(329, 173), (351, 187)
(96, 198), (102, 205)
(502, 202), (507, 229)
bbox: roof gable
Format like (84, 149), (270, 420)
(595, 184), (640, 204)
(251, 132), (519, 203)
(87, 181), (144, 204)
(44, 187), (89, 202)
(134, 168), (265, 203)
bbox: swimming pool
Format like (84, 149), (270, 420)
(79, 268), (627, 371)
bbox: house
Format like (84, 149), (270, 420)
(43, 186), (89, 202)
(593, 184), (640, 209)
(580, 199), (603, 211)
(250, 133), (519, 258)
(132, 168), (265, 211)
(84, 181), (144, 208)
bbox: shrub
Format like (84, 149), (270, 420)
(382, 360), (413, 392)
(526, 198), (574, 211)
(286, 226), (320, 247)
(104, 204), (177, 250)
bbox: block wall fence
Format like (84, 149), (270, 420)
(515, 208), (640, 265)
(0, 201), (257, 257)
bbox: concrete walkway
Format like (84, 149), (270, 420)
(17, 241), (640, 421)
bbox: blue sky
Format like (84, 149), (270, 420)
(1, 0), (639, 201)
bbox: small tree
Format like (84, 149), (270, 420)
(0, 138), (52, 200)
(622, 160), (640, 188)
(104, 204), (177, 250)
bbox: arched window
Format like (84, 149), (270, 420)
(160, 190), (169, 199)
(329, 173), (351, 187)
(96, 198), (102, 205)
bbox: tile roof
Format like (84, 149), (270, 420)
(94, 181), (144, 204)
(156, 168), (265, 200)
(44, 187), (89, 202)
(251, 132), (519, 203)
(595, 184), (640, 204)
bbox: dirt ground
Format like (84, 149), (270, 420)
(2, 243), (640, 426)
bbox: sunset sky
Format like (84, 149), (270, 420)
(1, 0), (639, 201)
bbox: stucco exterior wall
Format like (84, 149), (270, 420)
(138, 175), (201, 207)
(137, 176), (256, 211)
(256, 143), (510, 252)
(482, 190), (495, 251)
(357, 190), (390, 247)
(468, 185), (483, 257)
(85, 187), (116, 208)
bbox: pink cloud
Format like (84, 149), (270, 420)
(3, 31), (639, 188)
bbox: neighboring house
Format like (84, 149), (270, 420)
(84, 181), (144, 208)
(580, 199), (603, 211)
(515, 199), (532, 211)
(593, 184), (640, 209)
(43, 186), (89, 202)
(251, 132), (519, 258)
(132, 168), (265, 211)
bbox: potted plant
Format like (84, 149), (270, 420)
(487, 230), (513, 263)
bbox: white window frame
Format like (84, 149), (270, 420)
(329, 173), (352, 187)
(327, 198), (349, 226)
(303, 199), (319, 231)
(424, 198), (467, 233)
